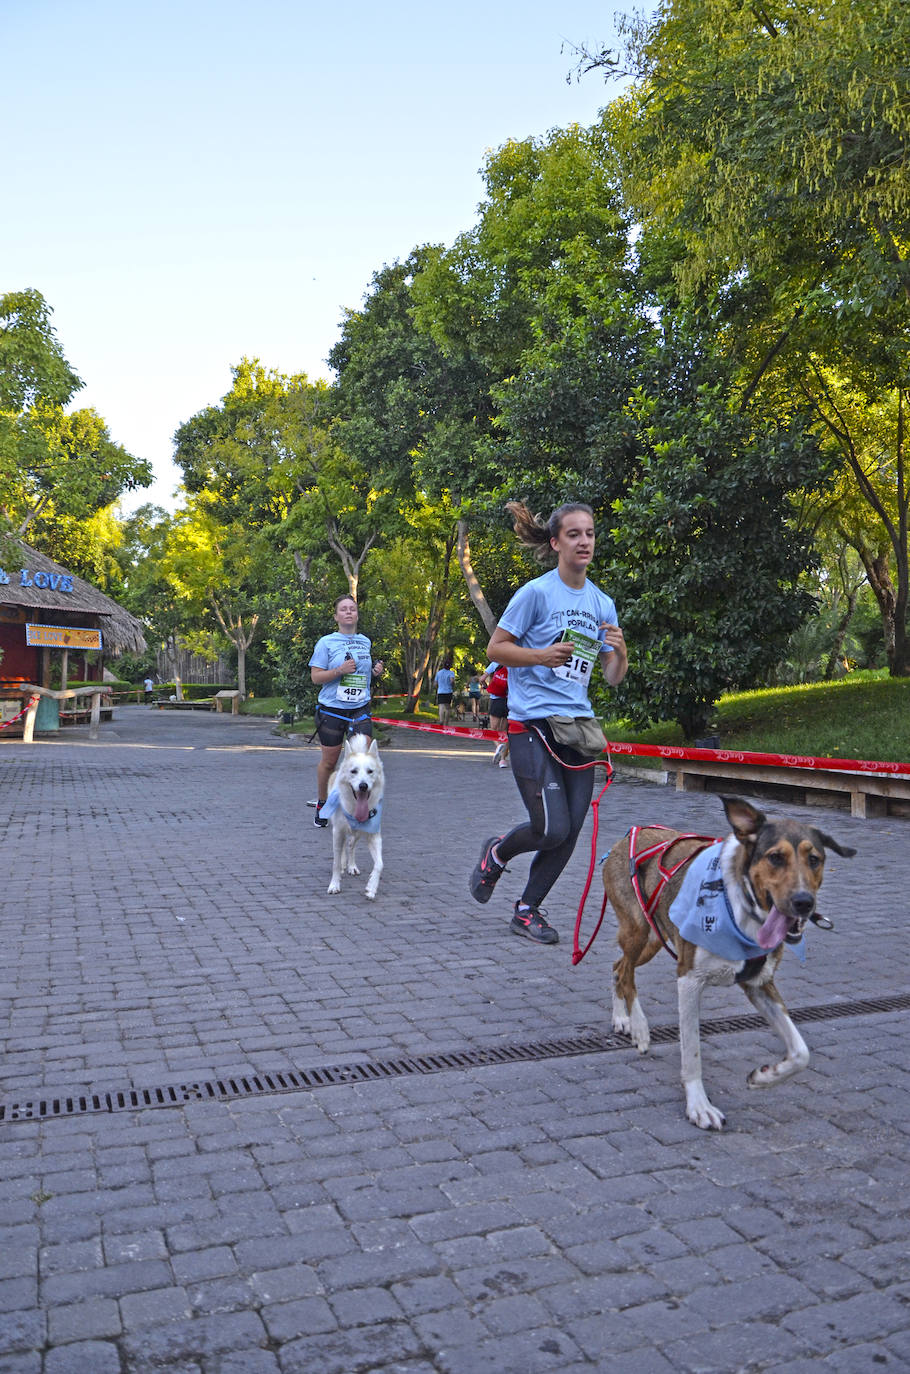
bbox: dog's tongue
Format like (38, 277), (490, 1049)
(353, 795), (371, 824)
(757, 906), (788, 949)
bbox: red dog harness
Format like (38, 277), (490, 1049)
(626, 826), (722, 961)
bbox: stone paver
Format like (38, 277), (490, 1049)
(0, 704), (907, 1371)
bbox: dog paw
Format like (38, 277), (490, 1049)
(365, 885), (378, 900)
(346, 863), (360, 877)
(685, 1085), (725, 1130)
(612, 998), (649, 1052)
(688, 1103), (726, 1130)
(327, 880), (341, 895)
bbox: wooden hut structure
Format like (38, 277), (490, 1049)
(0, 542), (146, 733)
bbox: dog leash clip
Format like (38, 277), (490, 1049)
(810, 912), (834, 930)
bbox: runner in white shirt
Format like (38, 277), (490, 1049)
(468, 501), (628, 945)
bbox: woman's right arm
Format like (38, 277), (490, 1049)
(311, 659), (356, 685)
(310, 639), (356, 685)
(487, 626), (573, 670)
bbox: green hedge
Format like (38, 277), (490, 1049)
(67, 678), (132, 689)
(154, 682), (236, 701)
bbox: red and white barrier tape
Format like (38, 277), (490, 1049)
(373, 716), (909, 776)
(0, 694), (40, 731)
(372, 717), (507, 743)
(608, 740), (910, 777)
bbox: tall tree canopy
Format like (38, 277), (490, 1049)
(0, 289), (151, 573)
(596, 0), (910, 672)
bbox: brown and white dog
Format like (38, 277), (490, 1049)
(602, 795), (855, 1130)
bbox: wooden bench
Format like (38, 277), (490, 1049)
(213, 690), (242, 714)
(673, 758), (910, 819)
(155, 698), (216, 711)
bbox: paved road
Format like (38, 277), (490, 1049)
(0, 705), (907, 1372)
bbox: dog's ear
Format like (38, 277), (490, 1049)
(814, 830), (857, 859)
(721, 795), (766, 846)
(368, 738), (379, 758)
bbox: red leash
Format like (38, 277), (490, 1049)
(505, 720), (617, 964)
(572, 777), (615, 964)
(573, 823), (722, 967)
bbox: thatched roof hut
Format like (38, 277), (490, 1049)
(0, 541), (147, 659)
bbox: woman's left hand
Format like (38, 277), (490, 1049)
(601, 624), (625, 652)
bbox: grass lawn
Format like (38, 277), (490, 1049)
(604, 671), (910, 765)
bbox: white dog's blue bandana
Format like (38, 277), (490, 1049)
(320, 787), (383, 834)
(670, 842), (805, 963)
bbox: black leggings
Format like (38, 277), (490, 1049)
(498, 722), (595, 907)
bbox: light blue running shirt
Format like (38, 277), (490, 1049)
(309, 631), (374, 710)
(498, 568), (618, 721)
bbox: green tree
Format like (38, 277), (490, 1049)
(593, 0), (910, 671)
(599, 354), (829, 737)
(159, 493), (267, 698)
(365, 495), (459, 710)
(0, 289), (151, 564)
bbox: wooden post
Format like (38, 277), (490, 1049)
(23, 693), (39, 744)
(89, 691), (101, 741)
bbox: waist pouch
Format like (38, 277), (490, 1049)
(546, 714), (606, 758)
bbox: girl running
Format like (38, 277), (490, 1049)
(468, 501), (627, 944)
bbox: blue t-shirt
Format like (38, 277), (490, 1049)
(309, 631), (374, 710)
(435, 668), (455, 695)
(498, 568), (618, 721)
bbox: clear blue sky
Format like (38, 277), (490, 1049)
(3, 0), (628, 511)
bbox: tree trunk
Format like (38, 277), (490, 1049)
(808, 381), (910, 679)
(163, 635), (184, 699)
(456, 520), (497, 636)
(406, 532), (455, 706)
(326, 520), (376, 599)
(292, 550), (312, 588)
(823, 589), (857, 680)
(859, 548), (897, 669)
(211, 599), (259, 699)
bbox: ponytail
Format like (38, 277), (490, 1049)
(505, 500), (594, 564)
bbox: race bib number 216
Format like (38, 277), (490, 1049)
(551, 629), (601, 684)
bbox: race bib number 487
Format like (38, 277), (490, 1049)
(551, 629), (601, 684)
(339, 672), (368, 704)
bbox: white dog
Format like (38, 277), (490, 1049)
(323, 734), (384, 900)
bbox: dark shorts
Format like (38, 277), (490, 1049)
(489, 695), (508, 721)
(436, 693), (453, 705)
(315, 703), (374, 748)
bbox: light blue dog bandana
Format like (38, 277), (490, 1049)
(669, 842), (805, 963)
(319, 787), (383, 834)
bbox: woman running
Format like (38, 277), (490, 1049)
(468, 501), (627, 944)
(309, 594), (384, 827)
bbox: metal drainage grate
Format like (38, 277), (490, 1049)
(2, 991), (908, 1126)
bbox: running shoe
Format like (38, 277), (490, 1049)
(314, 802), (329, 828)
(510, 902), (559, 945)
(492, 743), (505, 765)
(498, 758), (509, 768)
(469, 836), (506, 904)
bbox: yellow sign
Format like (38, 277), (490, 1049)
(25, 624), (102, 650)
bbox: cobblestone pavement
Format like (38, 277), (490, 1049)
(0, 705), (908, 1373)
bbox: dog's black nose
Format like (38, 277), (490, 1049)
(791, 892), (814, 919)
